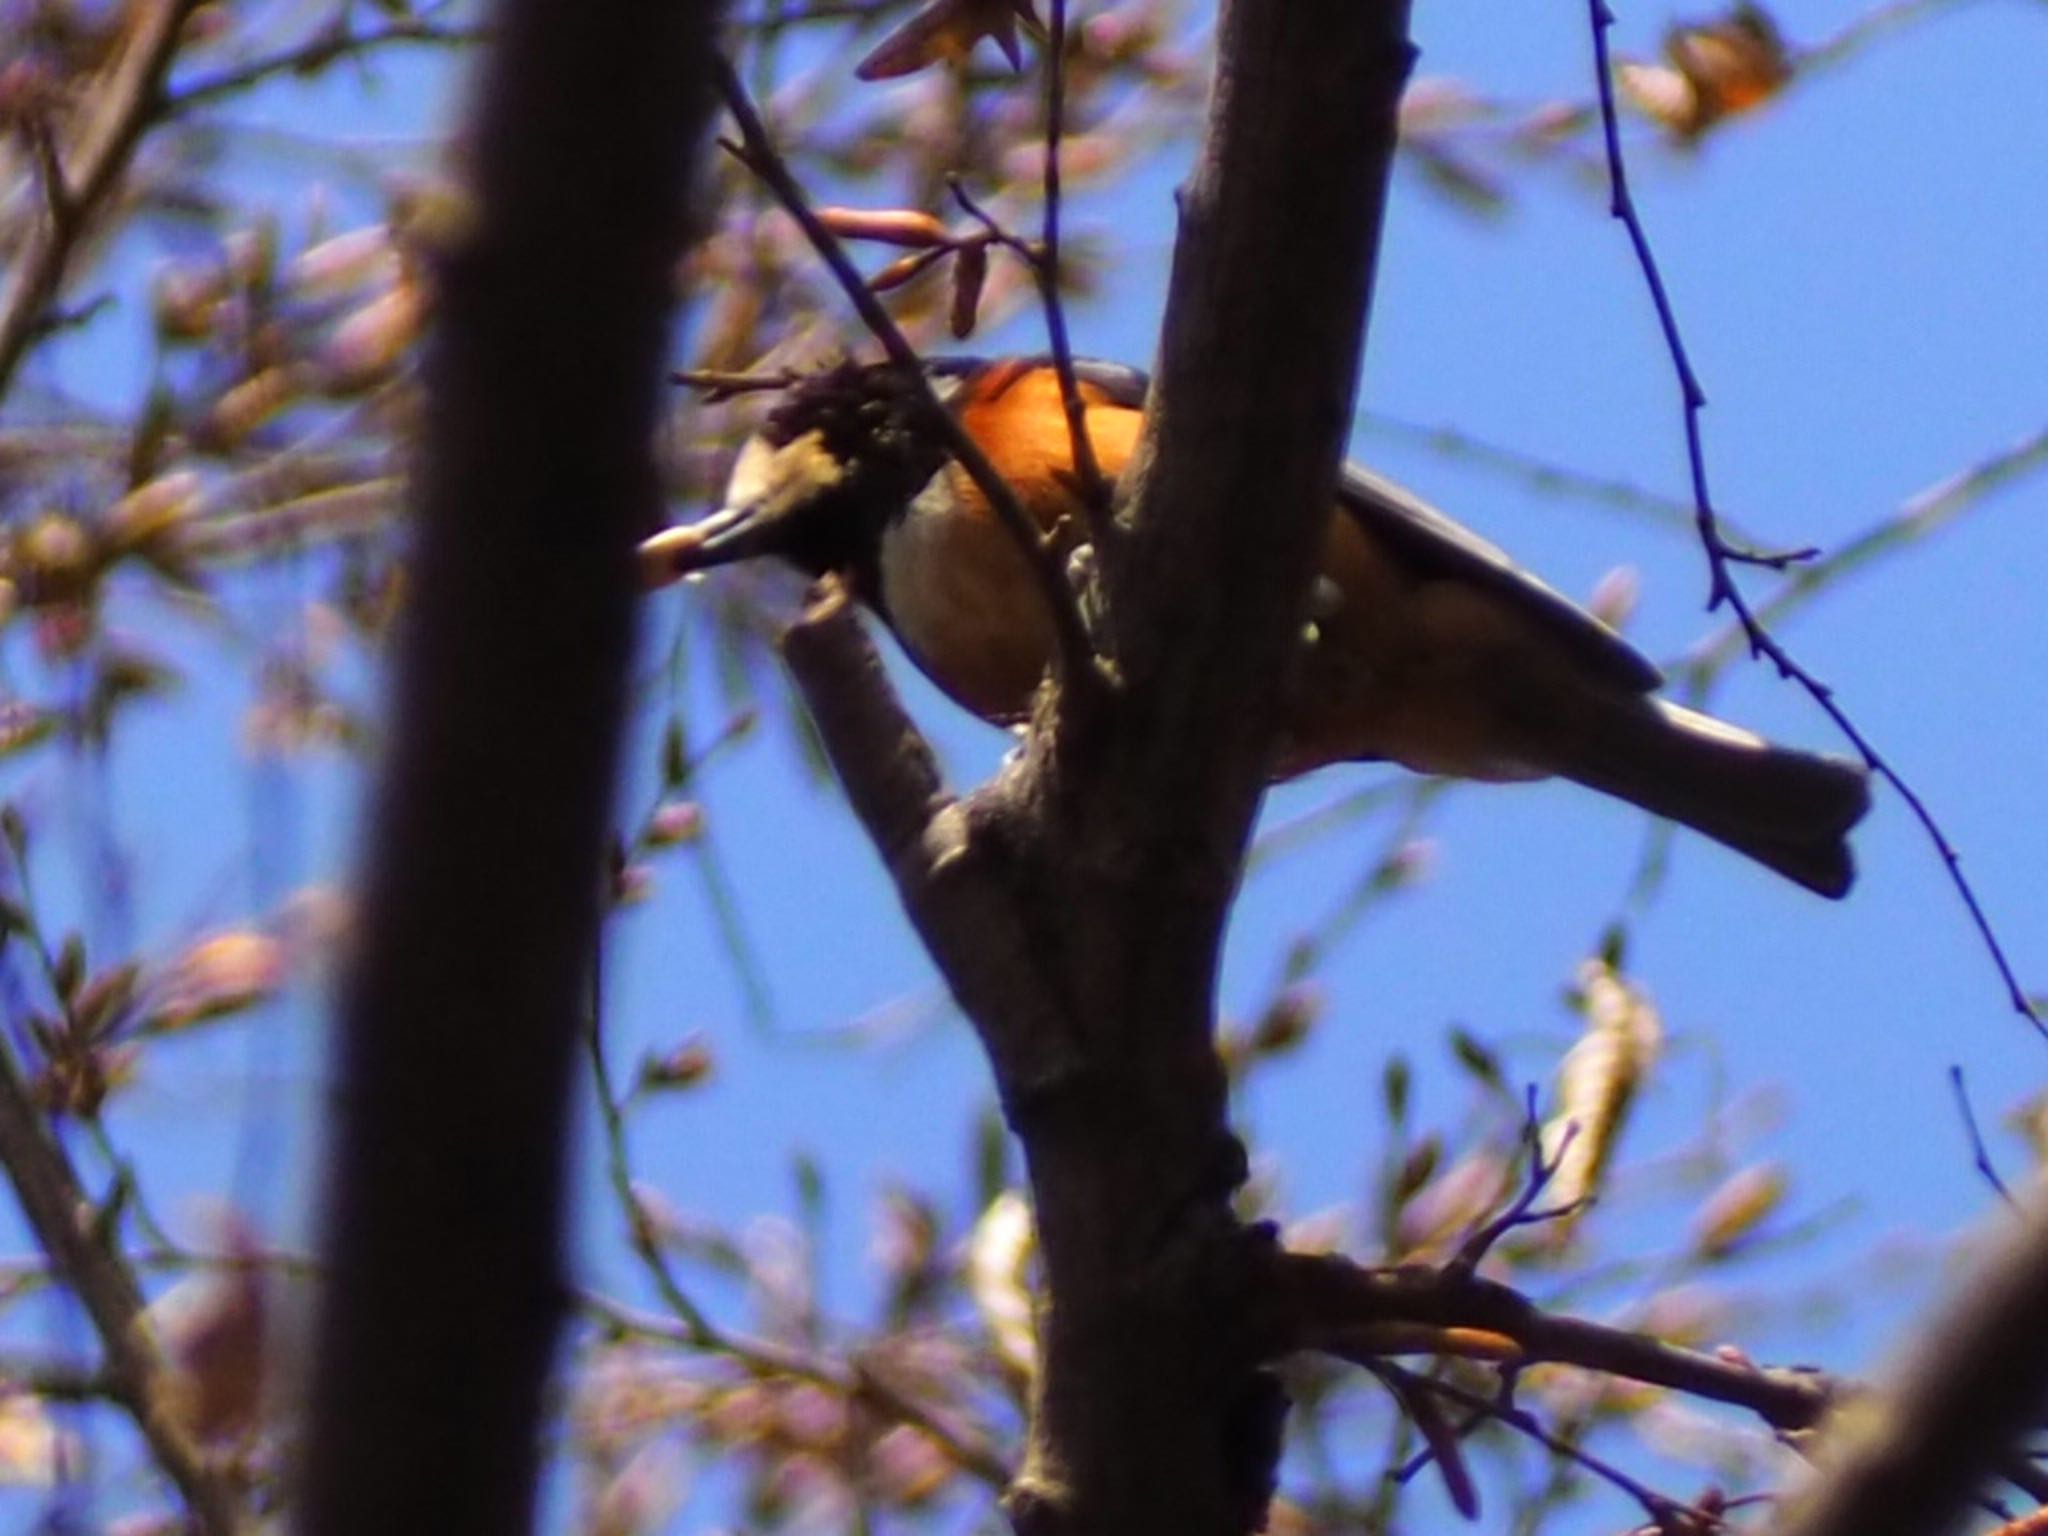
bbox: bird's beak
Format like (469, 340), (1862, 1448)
(638, 499), (787, 590)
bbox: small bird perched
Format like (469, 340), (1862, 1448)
(643, 356), (1870, 896)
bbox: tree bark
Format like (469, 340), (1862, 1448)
(296, 3), (723, 1531)
(785, 3), (1415, 1530)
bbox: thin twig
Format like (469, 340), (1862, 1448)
(1386, 1363), (1720, 1531)
(670, 366), (808, 398)
(1449, 1088), (1583, 1274)
(1035, 0), (1114, 544)
(710, 55), (1101, 695)
(1949, 1063), (2015, 1208)
(585, 998), (716, 1339)
(1682, 420), (2048, 682)
(584, 969), (1007, 1487)
(1585, 5), (1810, 585)
(167, 18), (484, 110)
(1795, 0), (1981, 73)
(24, 118), (76, 235)
(1356, 411), (1706, 538)
(0, 0), (208, 397)
(0, 1029), (243, 1531)
(579, 1294), (1012, 1487)
(1586, 0), (2041, 1035)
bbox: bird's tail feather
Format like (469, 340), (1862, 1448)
(1537, 695), (1870, 898)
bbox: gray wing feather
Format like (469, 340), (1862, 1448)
(1338, 464), (1663, 693)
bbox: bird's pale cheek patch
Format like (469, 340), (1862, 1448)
(723, 429), (847, 514)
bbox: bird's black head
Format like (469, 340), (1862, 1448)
(654, 362), (954, 590)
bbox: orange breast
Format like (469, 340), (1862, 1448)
(876, 367), (1144, 719)
(952, 365), (1145, 537)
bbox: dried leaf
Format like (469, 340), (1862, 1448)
(0, 1392), (67, 1484)
(1447, 1028), (1506, 1093)
(148, 1215), (268, 1446)
(967, 1190), (1036, 1379)
(816, 206), (950, 248)
(1540, 957), (1663, 1241)
(287, 225), (400, 298)
(949, 241), (989, 339)
(1621, 2), (1791, 142)
(52, 933), (85, 1004)
(636, 1036), (713, 1091)
(105, 471), (202, 556)
(146, 930), (285, 1033)
(1691, 1162), (1786, 1258)
(868, 247), (947, 295)
(1250, 982), (1323, 1056)
(320, 280), (426, 393)
(855, 0), (1042, 81)
(1383, 1372), (1479, 1519)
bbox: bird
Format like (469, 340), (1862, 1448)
(641, 355), (1870, 897)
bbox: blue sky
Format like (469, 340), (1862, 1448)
(621, 0), (2048, 1312)
(4, 0), (2045, 1526)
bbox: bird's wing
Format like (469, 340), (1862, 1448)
(1336, 465), (1663, 693)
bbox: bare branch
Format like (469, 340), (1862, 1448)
(1772, 1205), (2048, 1536)
(0, 1035), (244, 1532)
(297, 0), (726, 1530)
(1034, 0), (1113, 543)
(1268, 1251), (1832, 1435)
(584, 1293), (1012, 1488)
(0, 0), (207, 396)
(1950, 1064), (2015, 1208)
(1449, 1088), (1583, 1274)
(1585, 0), (2041, 1034)
(774, 4), (1419, 1529)
(1389, 1363), (1721, 1532)
(167, 18), (484, 111)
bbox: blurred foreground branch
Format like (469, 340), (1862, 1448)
(297, 0), (725, 1531)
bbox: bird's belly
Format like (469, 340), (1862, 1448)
(1279, 518), (1556, 783)
(877, 484), (1053, 721)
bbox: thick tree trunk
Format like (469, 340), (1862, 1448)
(297, 4), (723, 1532)
(788, 3), (1415, 1531)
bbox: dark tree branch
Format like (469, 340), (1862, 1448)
(1771, 1206), (2048, 1536)
(166, 18), (484, 110)
(781, 3), (1415, 1532)
(0, 0), (206, 397)
(1949, 1064), (2015, 1207)
(1388, 1364), (1721, 1532)
(1034, 0), (1113, 542)
(1267, 1251), (1832, 1434)
(296, 1), (725, 1532)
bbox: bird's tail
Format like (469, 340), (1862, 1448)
(1536, 694), (1870, 898)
